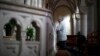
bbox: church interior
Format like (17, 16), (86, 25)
(0, 0), (99, 56)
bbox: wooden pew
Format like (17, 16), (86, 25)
(87, 32), (98, 56)
(67, 35), (77, 47)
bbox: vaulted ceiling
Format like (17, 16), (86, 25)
(47, 0), (81, 13)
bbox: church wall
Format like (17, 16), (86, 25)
(87, 0), (97, 34)
(0, 1), (52, 56)
(0, 0), (44, 8)
(0, 10), (43, 56)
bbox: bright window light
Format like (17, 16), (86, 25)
(63, 15), (71, 35)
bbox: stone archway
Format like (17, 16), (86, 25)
(3, 18), (21, 41)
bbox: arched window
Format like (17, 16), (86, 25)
(31, 21), (40, 41)
(26, 25), (36, 41)
(4, 18), (21, 41)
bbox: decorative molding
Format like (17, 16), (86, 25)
(6, 46), (16, 54)
(20, 15), (28, 19)
(0, 0), (51, 13)
(0, 3), (52, 18)
(27, 45), (39, 56)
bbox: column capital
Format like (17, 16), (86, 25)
(71, 13), (80, 21)
(79, 6), (87, 14)
(75, 18), (80, 21)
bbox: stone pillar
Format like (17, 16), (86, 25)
(42, 0), (45, 8)
(75, 16), (81, 33)
(87, 0), (98, 34)
(38, 0), (42, 8)
(20, 30), (26, 56)
(25, 0), (31, 5)
(79, 0), (88, 36)
(80, 13), (87, 37)
(70, 15), (74, 35)
(72, 13), (77, 35)
(35, 0), (38, 7)
(31, 0), (36, 7)
(72, 12), (81, 35)
(74, 6), (81, 34)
